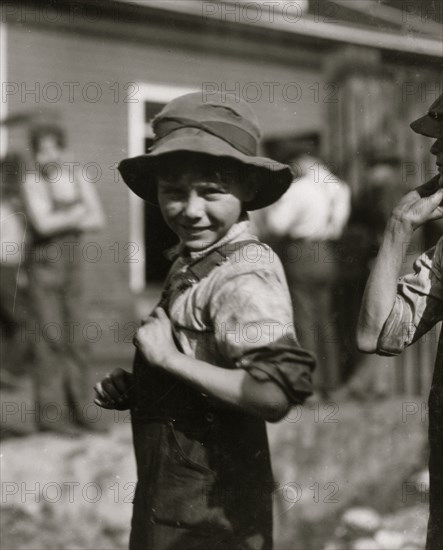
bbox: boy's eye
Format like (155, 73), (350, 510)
(160, 187), (183, 196)
(203, 186), (227, 196)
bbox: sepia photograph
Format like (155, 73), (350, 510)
(0, 1), (442, 549)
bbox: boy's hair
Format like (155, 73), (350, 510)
(29, 124), (66, 153)
(155, 151), (259, 191)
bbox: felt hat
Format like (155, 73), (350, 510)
(410, 93), (443, 138)
(118, 92), (293, 210)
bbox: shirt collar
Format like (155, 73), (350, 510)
(165, 215), (251, 263)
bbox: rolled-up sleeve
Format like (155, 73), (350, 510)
(209, 268), (315, 404)
(234, 340), (314, 403)
(378, 239), (443, 355)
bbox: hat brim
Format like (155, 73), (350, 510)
(118, 128), (293, 210)
(410, 114), (443, 139)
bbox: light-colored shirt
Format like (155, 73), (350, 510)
(163, 219), (314, 403)
(251, 162), (351, 241)
(377, 237), (443, 372)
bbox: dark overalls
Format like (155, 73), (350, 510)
(130, 366), (274, 550)
(427, 334), (443, 550)
(129, 243), (275, 550)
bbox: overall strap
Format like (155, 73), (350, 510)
(187, 239), (259, 283)
(157, 239), (261, 311)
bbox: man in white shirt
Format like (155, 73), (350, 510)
(251, 135), (350, 395)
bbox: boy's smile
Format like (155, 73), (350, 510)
(157, 168), (250, 251)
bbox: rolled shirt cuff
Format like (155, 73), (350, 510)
(234, 340), (315, 405)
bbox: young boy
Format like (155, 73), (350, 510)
(357, 93), (443, 550)
(95, 92), (315, 550)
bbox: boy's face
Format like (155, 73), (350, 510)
(157, 164), (251, 251)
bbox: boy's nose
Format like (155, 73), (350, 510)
(183, 191), (204, 219)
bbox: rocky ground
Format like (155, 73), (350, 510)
(1, 423), (134, 550)
(324, 503), (428, 550)
(267, 396), (429, 549)
(1, 395), (430, 550)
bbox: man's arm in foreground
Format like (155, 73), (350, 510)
(357, 177), (443, 353)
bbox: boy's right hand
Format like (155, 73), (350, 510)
(94, 368), (133, 410)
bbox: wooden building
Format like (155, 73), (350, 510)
(1, 0), (441, 391)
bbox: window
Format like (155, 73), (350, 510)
(142, 102), (177, 283)
(127, 83), (196, 292)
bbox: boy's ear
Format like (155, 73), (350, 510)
(242, 178), (259, 202)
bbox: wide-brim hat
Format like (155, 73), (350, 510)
(410, 93), (443, 138)
(118, 92), (293, 210)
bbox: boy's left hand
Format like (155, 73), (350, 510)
(94, 368), (133, 410)
(133, 307), (181, 367)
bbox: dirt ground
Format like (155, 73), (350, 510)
(0, 364), (430, 550)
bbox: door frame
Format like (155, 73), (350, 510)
(127, 83), (197, 292)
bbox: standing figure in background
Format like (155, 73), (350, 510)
(357, 151), (406, 248)
(336, 150), (407, 395)
(0, 154), (32, 385)
(251, 133), (351, 397)
(22, 121), (105, 435)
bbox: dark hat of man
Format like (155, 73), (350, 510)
(410, 93), (443, 138)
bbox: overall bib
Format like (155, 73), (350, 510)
(130, 242), (274, 550)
